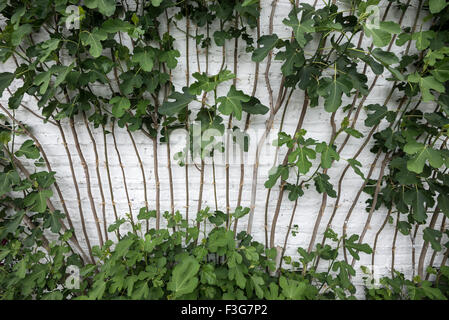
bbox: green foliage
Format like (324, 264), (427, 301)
(252, 34), (279, 62)
(0, 204), (384, 300)
(365, 270), (448, 300)
(167, 256), (200, 298)
(0, 0), (448, 302)
(217, 85), (251, 120)
(159, 89), (195, 116)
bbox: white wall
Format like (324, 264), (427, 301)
(0, 0), (445, 297)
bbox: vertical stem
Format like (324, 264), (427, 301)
(165, 128), (175, 217)
(391, 212), (400, 278)
(184, 1), (191, 223)
(234, 7), (260, 234)
(56, 120), (94, 263)
(307, 112), (337, 253)
(126, 125), (150, 221)
(212, 154), (218, 212)
(349, 153), (390, 268)
(110, 120), (135, 229)
(82, 112), (107, 242)
(371, 207), (393, 272)
(270, 95), (309, 248)
(425, 215), (446, 280)
(152, 136), (161, 230)
(224, 13), (239, 227)
(70, 116), (104, 247)
(102, 124), (120, 233)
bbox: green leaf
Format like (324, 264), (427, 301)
(11, 6), (25, 26)
(252, 34), (279, 62)
(38, 38), (60, 63)
(132, 282), (150, 299)
(279, 276), (307, 299)
(244, 246), (259, 263)
(189, 69), (235, 95)
(0, 72), (14, 97)
(332, 261), (355, 289)
(275, 41), (305, 76)
(241, 97), (269, 115)
(345, 234), (372, 261)
(314, 173), (336, 198)
(344, 127), (364, 138)
(89, 281), (106, 300)
(137, 207), (156, 220)
(372, 48), (399, 65)
(264, 282), (281, 300)
(233, 206), (250, 219)
(242, 0), (259, 7)
(213, 30), (232, 46)
(412, 31), (435, 50)
(0, 170), (20, 196)
(14, 258), (27, 279)
(101, 19), (133, 33)
(431, 60), (449, 82)
(364, 104), (393, 127)
(159, 88), (195, 116)
(217, 85), (250, 120)
(282, 8), (314, 47)
(285, 183), (304, 201)
(251, 275), (265, 299)
(404, 188), (428, 223)
(378, 21), (401, 34)
(317, 77), (352, 112)
(45, 210), (65, 233)
(167, 256), (200, 297)
(24, 189), (53, 213)
(386, 65), (405, 81)
(132, 47), (155, 72)
(420, 281), (447, 300)
(362, 55), (384, 75)
(397, 220), (412, 235)
(80, 28), (107, 58)
(33, 70), (52, 95)
(429, 0), (448, 13)
(114, 237), (134, 257)
(84, 0), (116, 16)
(200, 264), (216, 285)
(5, 210), (26, 234)
(53, 64), (74, 88)
(363, 24), (391, 47)
(347, 158), (365, 180)
(291, 143), (316, 174)
(423, 228), (443, 251)
(109, 96), (131, 118)
(31, 171), (56, 189)
(11, 24), (33, 46)
(119, 71), (143, 95)
(228, 263), (247, 290)
(408, 72), (445, 102)
(151, 0), (163, 7)
(437, 193), (449, 218)
(315, 142), (339, 169)
(160, 50), (181, 69)
(34, 64), (73, 94)
(404, 140), (443, 174)
(108, 218), (126, 232)
(42, 291), (63, 300)
(265, 166), (289, 188)
(15, 140), (40, 159)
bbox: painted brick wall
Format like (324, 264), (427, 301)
(0, 0), (445, 297)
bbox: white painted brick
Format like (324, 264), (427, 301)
(0, 0), (445, 299)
